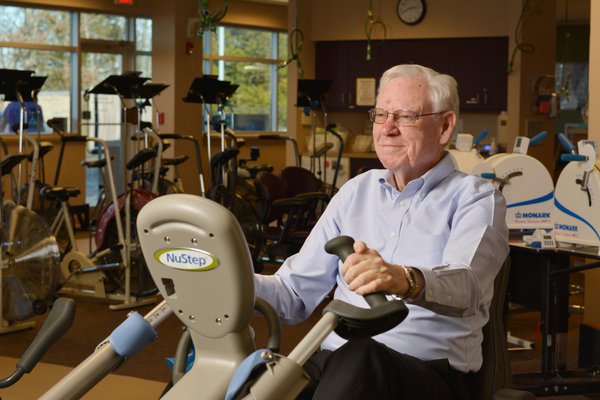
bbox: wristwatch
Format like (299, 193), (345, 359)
(391, 266), (419, 300)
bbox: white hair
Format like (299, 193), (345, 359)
(378, 64), (459, 116)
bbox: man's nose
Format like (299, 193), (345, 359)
(380, 117), (398, 135)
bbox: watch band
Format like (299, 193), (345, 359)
(402, 266), (418, 299)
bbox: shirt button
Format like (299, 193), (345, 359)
(400, 200), (406, 207)
(391, 232), (396, 238)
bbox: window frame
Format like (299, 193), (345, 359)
(202, 24), (287, 132)
(0, 4), (152, 134)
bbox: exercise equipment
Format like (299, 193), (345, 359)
(553, 134), (600, 250)
(156, 130), (205, 196)
(473, 131), (554, 230)
(87, 72), (155, 194)
(0, 201), (61, 333)
(300, 124), (346, 195)
(183, 75), (238, 190)
(51, 135), (158, 309)
(297, 79), (333, 186)
(257, 134), (301, 167)
(448, 130), (487, 174)
(0, 69), (62, 334)
(31, 194), (406, 399)
(0, 297), (75, 388)
(0, 69), (48, 211)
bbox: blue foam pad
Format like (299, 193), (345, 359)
(109, 312), (157, 357)
(225, 349), (273, 400)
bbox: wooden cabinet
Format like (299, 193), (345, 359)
(445, 37), (508, 112)
(315, 40), (385, 110)
(316, 37), (508, 113)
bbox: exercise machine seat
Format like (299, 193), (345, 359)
(279, 166), (330, 229)
(253, 171), (312, 263)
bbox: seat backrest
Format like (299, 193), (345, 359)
(279, 166), (322, 197)
(466, 256), (512, 398)
(254, 171), (288, 224)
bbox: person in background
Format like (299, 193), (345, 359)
(254, 64), (509, 399)
(0, 101), (45, 133)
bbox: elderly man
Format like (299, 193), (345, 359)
(255, 64), (508, 399)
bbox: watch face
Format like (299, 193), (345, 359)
(397, 0), (426, 25)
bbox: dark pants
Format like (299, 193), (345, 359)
(297, 338), (470, 400)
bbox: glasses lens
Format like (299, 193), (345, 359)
(394, 111), (417, 126)
(369, 108), (387, 124)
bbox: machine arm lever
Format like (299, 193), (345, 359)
(0, 298), (75, 388)
(558, 133), (576, 154)
(473, 129), (488, 146)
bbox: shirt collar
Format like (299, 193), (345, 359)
(378, 152), (456, 198)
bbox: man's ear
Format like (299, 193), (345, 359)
(439, 111), (457, 145)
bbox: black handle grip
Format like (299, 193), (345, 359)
(258, 134), (284, 140)
(324, 236), (389, 308)
(18, 297), (76, 373)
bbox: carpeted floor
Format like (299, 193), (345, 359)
(1, 266), (600, 399)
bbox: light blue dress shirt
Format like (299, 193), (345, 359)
(254, 153), (509, 373)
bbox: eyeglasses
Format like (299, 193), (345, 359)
(368, 108), (446, 126)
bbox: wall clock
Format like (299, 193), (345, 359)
(397, 0), (426, 25)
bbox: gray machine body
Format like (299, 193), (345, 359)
(137, 194), (257, 399)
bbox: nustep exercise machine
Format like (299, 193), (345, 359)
(32, 194), (407, 399)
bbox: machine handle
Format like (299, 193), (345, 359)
(473, 129), (488, 146)
(560, 153), (588, 162)
(20, 298), (76, 373)
(529, 130), (547, 146)
(324, 236), (388, 308)
(258, 134), (286, 140)
(558, 133), (576, 154)
(0, 298), (75, 388)
(480, 172), (497, 179)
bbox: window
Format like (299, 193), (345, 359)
(0, 6), (72, 133)
(0, 6), (152, 135)
(80, 13), (128, 41)
(203, 26), (287, 132)
(555, 62), (588, 111)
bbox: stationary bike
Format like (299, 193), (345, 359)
(0, 125), (61, 334)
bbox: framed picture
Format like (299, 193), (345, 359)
(356, 77), (376, 106)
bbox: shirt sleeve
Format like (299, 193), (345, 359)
(411, 185), (509, 317)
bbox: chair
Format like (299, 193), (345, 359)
(279, 166), (331, 229)
(253, 171), (312, 264)
(466, 257), (536, 399)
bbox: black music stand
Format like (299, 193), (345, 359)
(0, 69), (43, 133)
(88, 73), (151, 193)
(182, 76), (238, 105)
(183, 77), (239, 185)
(297, 79), (331, 109)
(132, 82), (169, 130)
(89, 73), (150, 99)
(0, 70), (45, 132)
(16, 76), (47, 101)
(135, 82), (169, 101)
(0, 69), (34, 102)
(0, 69), (46, 213)
(297, 79), (332, 184)
(17, 76), (47, 141)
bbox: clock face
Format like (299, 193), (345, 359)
(397, 0), (426, 25)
